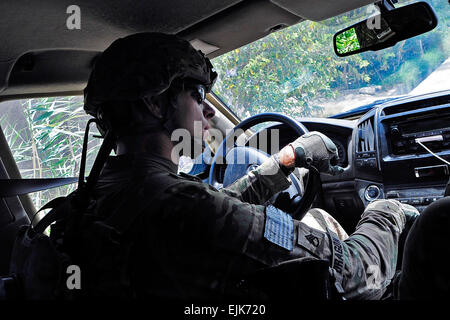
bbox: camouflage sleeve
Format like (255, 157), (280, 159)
(241, 199), (406, 299)
(337, 199), (406, 299)
(162, 180), (405, 300)
(219, 156), (291, 205)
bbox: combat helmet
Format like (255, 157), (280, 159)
(83, 32), (217, 133)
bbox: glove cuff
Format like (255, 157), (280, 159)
(293, 145), (311, 168)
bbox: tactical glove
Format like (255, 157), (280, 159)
(289, 131), (344, 175)
(398, 202), (420, 225)
(395, 201), (420, 269)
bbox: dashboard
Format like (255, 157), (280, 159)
(243, 90), (450, 233)
(353, 91), (450, 214)
(189, 90), (450, 233)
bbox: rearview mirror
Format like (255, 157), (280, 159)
(333, 1), (438, 57)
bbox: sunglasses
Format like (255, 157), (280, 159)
(170, 79), (206, 104)
(185, 83), (206, 104)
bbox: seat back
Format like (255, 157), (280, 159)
(0, 159), (30, 276)
(237, 258), (334, 301)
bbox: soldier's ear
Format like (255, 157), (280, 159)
(142, 97), (163, 119)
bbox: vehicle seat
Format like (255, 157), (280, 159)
(0, 159), (30, 276)
(397, 196), (450, 299)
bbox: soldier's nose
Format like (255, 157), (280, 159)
(202, 102), (215, 120)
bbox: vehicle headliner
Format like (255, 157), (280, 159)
(0, 0), (375, 101)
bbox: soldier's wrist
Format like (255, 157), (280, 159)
(273, 153), (294, 176)
(278, 144), (296, 167)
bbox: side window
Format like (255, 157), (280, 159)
(0, 96), (101, 209)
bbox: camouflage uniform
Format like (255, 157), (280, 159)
(82, 32), (407, 300)
(92, 152), (406, 300)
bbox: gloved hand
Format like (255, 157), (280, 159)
(277, 131), (344, 175)
(395, 201), (420, 270)
(398, 202), (420, 225)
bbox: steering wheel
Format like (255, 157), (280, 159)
(208, 112), (321, 220)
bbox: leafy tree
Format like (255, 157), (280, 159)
(212, 0), (449, 119)
(0, 96), (101, 208)
(336, 28), (361, 55)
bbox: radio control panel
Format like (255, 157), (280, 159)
(384, 187), (445, 212)
(386, 113), (450, 156)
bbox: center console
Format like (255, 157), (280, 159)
(353, 92), (450, 212)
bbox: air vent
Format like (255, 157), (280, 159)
(357, 117), (375, 152)
(382, 94), (450, 116)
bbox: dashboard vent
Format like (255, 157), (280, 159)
(357, 117), (375, 152)
(382, 94), (450, 116)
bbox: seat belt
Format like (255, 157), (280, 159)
(0, 178), (78, 197)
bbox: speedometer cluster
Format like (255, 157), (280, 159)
(331, 138), (347, 167)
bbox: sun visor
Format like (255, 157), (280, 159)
(190, 39), (221, 55)
(179, 0), (302, 59)
(4, 50), (101, 97)
(270, 0), (376, 21)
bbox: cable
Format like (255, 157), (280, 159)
(416, 139), (450, 166)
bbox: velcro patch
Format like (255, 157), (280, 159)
(264, 205), (294, 251)
(297, 223), (326, 257)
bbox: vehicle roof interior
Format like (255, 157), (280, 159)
(0, 0), (375, 100)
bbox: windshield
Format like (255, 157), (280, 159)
(211, 0), (450, 119)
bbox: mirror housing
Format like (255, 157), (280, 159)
(333, 1), (438, 57)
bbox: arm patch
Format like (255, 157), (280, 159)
(264, 205), (294, 251)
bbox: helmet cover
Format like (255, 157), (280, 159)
(84, 32), (217, 118)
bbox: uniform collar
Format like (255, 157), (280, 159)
(102, 152), (178, 174)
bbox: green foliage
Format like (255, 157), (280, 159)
(0, 96), (100, 209)
(212, 0), (450, 120)
(336, 28), (361, 55)
(397, 60), (423, 91)
(423, 49), (445, 72)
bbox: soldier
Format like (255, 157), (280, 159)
(82, 32), (418, 300)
